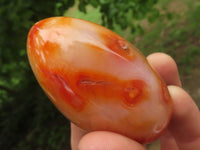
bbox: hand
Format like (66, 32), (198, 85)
(70, 53), (200, 150)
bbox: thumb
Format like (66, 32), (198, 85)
(78, 131), (146, 150)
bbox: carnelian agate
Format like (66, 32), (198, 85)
(27, 17), (173, 143)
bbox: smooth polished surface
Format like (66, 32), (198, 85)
(27, 17), (173, 143)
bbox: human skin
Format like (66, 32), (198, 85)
(71, 53), (200, 150)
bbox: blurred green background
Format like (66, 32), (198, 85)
(0, 0), (200, 149)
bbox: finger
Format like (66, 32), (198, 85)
(168, 86), (200, 150)
(147, 52), (182, 87)
(78, 131), (146, 150)
(147, 52), (181, 149)
(161, 130), (179, 150)
(71, 123), (88, 150)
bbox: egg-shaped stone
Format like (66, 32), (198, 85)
(27, 17), (173, 143)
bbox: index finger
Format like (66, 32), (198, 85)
(147, 52), (182, 87)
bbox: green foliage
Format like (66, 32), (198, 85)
(77, 0), (159, 31)
(134, 0), (200, 75)
(180, 46), (200, 74)
(65, 4), (102, 24)
(0, 0), (74, 149)
(187, 2), (200, 37)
